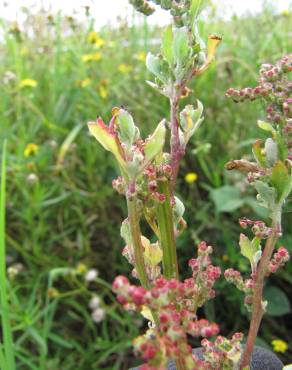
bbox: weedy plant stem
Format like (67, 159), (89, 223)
(170, 97), (182, 189)
(157, 180), (179, 280)
(126, 191), (160, 328)
(0, 141), (16, 370)
(126, 194), (150, 290)
(240, 214), (281, 368)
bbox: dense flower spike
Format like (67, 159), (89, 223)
(112, 242), (223, 368)
(268, 246), (290, 274)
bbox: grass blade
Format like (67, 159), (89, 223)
(0, 140), (16, 370)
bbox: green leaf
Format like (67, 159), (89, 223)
(180, 101), (204, 145)
(275, 132), (288, 161)
(173, 196), (185, 226)
(270, 161), (292, 203)
(210, 186), (244, 213)
(162, 25), (173, 65)
(190, 0), (208, 25)
(254, 180), (276, 210)
(257, 120), (275, 134)
(239, 234), (261, 267)
(264, 286), (291, 316)
(244, 197), (269, 219)
(190, 0), (201, 22)
(120, 219), (132, 247)
(27, 327), (47, 355)
(144, 120), (166, 166)
(173, 27), (189, 67)
(116, 110), (136, 147)
(146, 53), (169, 84)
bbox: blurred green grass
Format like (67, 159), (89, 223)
(0, 3), (291, 368)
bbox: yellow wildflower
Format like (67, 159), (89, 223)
(185, 172), (198, 184)
(76, 263), (87, 274)
(82, 52), (102, 63)
(24, 143), (39, 157)
(87, 31), (105, 48)
(47, 288), (60, 298)
(222, 255), (229, 262)
(80, 78), (91, 88)
(118, 63), (133, 74)
(19, 78), (38, 88)
(135, 51), (146, 62)
(87, 31), (98, 43)
(95, 38), (105, 49)
(272, 339), (288, 353)
(99, 85), (108, 99)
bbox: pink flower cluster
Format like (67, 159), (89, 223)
(201, 332), (244, 369)
(112, 242), (222, 368)
(187, 241), (221, 307)
(226, 55), (291, 107)
(113, 162), (175, 209)
(224, 268), (254, 311)
(239, 218), (272, 239)
(226, 55), (292, 161)
(268, 246), (290, 274)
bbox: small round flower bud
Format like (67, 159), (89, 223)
(85, 268), (99, 281)
(112, 275), (129, 290)
(92, 307), (105, 323)
(89, 295), (101, 310)
(26, 173), (39, 185)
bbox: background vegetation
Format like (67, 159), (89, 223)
(0, 2), (291, 369)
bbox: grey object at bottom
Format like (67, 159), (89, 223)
(131, 346), (283, 370)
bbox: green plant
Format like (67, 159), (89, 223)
(88, 1), (291, 369)
(1, 2), (291, 368)
(0, 141), (16, 370)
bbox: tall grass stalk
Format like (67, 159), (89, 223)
(0, 141), (16, 370)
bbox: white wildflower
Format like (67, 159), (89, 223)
(85, 268), (99, 282)
(89, 295), (101, 310)
(92, 308), (105, 323)
(26, 173), (39, 185)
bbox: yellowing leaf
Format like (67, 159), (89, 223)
(140, 306), (154, 322)
(88, 118), (126, 169)
(257, 120), (276, 135)
(206, 34), (222, 63)
(252, 139), (265, 166)
(142, 237), (162, 267)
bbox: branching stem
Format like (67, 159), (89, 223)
(240, 210), (282, 368)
